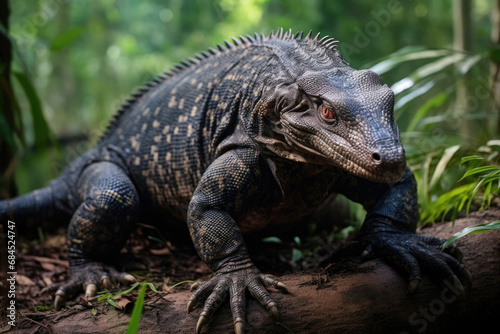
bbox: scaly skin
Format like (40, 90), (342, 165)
(0, 29), (471, 333)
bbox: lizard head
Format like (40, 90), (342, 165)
(256, 30), (406, 183)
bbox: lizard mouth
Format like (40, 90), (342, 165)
(281, 118), (405, 183)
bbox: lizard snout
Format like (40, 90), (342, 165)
(370, 143), (406, 182)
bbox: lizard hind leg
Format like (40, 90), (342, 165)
(51, 161), (140, 310)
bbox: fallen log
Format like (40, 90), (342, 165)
(12, 209), (500, 334)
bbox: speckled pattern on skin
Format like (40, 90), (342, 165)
(0, 29), (471, 333)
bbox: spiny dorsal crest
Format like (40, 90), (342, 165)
(101, 29), (340, 139)
(269, 28), (340, 52)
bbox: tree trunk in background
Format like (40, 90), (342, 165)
(50, 3), (76, 135)
(453, 0), (475, 143)
(0, 0), (13, 316)
(491, 0), (500, 134)
(0, 0), (16, 199)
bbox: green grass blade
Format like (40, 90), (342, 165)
(126, 283), (147, 334)
(483, 181), (492, 209)
(458, 166), (500, 181)
(441, 221), (500, 250)
(486, 139), (500, 147)
(368, 48), (451, 75)
(107, 298), (121, 309)
(147, 236), (166, 245)
(420, 183), (474, 223)
(276, 321), (295, 333)
(0, 111), (18, 151)
(12, 71), (59, 150)
(145, 282), (158, 293)
(171, 280), (194, 288)
(112, 282), (140, 298)
(458, 53), (484, 74)
(97, 291), (112, 301)
(460, 155), (483, 165)
(404, 92), (448, 131)
(417, 154), (433, 209)
(261, 236), (283, 244)
(429, 145), (460, 189)
(392, 53), (464, 94)
(50, 27), (84, 51)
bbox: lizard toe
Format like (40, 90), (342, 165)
(249, 275), (282, 320)
(188, 265), (286, 333)
(367, 231), (471, 296)
(49, 261), (135, 310)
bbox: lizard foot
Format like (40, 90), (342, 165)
(42, 261), (137, 310)
(187, 265), (287, 334)
(363, 232), (473, 297)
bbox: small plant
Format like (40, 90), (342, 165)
(421, 141), (500, 223)
(367, 45), (499, 226)
(97, 281), (157, 310)
(95, 282), (157, 334)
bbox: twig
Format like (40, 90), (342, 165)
(22, 315), (52, 333)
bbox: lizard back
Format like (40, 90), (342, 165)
(97, 34), (274, 213)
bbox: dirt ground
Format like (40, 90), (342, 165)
(1, 208), (499, 333)
(0, 211), (342, 333)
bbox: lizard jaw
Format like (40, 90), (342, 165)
(281, 119), (405, 183)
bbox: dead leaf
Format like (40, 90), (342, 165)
(162, 284), (172, 294)
(116, 297), (133, 310)
(150, 248), (171, 255)
(23, 255), (69, 268)
(0, 324), (12, 333)
(16, 274), (35, 286)
(42, 275), (53, 286)
(40, 262), (56, 271)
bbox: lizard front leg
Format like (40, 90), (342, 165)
(47, 162), (139, 309)
(186, 148), (287, 334)
(331, 167), (472, 295)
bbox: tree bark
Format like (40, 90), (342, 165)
(13, 208), (500, 334)
(0, 0), (13, 316)
(453, 0), (475, 142)
(491, 0), (500, 133)
(0, 0), (16, 200)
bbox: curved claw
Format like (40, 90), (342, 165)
(276, 282), (288, 293)
(85, 284), (97, 299)
(190, 281), (200, 292)
(445, 243), (463, 262)
(100, 275), (112, 290)
(195, 314), (209, 334)
(54, 290), (67, 311)
(459, 264), (473, 287)
(267, 302), (279, 320)
(234, 318), (245, 334)
(123, 273), (137, 284)
(364, 231), (472, 295)
(50, 261), (136, 311)
(361, 244), (374, 260)
(187, 300), (195, 313)
(452, 275), (466, 300)
(407, 275), (421, 294)
(189, 266), (286, 333)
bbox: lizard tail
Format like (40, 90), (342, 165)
(0, 177), (75, 236)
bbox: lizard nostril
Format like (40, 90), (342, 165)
(372, 152), (381, 162)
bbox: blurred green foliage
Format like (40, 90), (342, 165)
(3, 0), (498, 225)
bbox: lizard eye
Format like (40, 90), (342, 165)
(321, 105), (336, 121)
